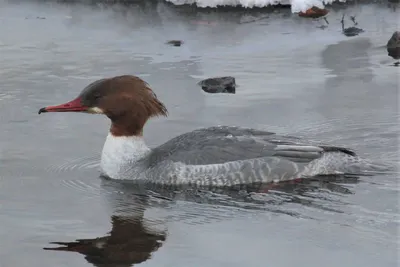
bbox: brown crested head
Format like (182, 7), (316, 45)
(38, 75), (168, 136)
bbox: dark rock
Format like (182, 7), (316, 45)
(198, 76), (236, 94)
(340, 14), (364, 37)
(386, 31), (400, 60)
(343, 27), (364, 37)
(166, 40), (183, 47)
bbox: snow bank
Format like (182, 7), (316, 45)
(165, 0), (345, 13)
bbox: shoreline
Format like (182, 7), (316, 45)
(6, 0), (395, 13)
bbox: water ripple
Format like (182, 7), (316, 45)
(44, 155), (100, 174)
(60, 178), (102, 196)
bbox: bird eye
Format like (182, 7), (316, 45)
(93, 94), (101, 100)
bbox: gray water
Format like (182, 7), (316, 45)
(0, 1), (399, 266)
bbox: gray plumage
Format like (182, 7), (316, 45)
(122, 126), (376, 187)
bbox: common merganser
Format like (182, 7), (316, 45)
(38, 75), (378, 186)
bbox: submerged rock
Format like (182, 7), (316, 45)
(166, 40), (183, 47)
(298, 7), (329, 18)
(386, 31), (400, 60)
(340, 14), (364, 37)
(342, 27), (364, 37)
(198, 76), (236, 94)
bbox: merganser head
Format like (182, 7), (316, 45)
(38, 75), (168, 136)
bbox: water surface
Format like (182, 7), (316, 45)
(0, 1), (399, 267)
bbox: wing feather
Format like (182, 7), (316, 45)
(146, 126), (356, 167)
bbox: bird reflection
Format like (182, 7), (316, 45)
(44, 193), (166, 267)
(44, 174), (360, 266)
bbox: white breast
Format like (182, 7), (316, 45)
(100, 133), (151, 180)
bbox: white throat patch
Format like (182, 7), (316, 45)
(100, 133), (151, 179)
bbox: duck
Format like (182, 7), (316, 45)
(38, 75), (377, 187)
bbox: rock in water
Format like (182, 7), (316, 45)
(340, 14), (364, 37)
(166, 40), (183, 47)
(387, 31), (400, 60)
(198, 77), (236, 94)
(342, 27), (364, 37)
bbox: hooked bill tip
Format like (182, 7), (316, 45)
(38, 107), (47, 114)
